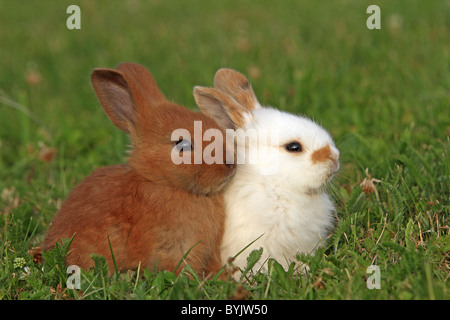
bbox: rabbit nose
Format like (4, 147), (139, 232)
(330, 156), (339, 172)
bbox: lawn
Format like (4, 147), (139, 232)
(0, 0), (448, 301)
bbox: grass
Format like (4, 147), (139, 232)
(0, 0), (449, 300)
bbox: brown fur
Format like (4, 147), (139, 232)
(311, 144), (332, 164)
(43, 63), (234, 276)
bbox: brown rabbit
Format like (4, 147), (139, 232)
(43, 63), (235, 276)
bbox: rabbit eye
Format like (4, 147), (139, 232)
(175, 139), (193, 152)
(285, 141), (303, 153)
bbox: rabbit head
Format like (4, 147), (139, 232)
(92, 63), (235, 195)
(193, 68), (339, 195)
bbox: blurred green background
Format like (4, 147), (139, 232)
(1, 1), (448, 177)
(0, 0), (448, 299)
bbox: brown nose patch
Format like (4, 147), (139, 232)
(311, 144), (332, 164)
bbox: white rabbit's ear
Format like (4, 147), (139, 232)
(213, 68), (260, 112)
(91, 68), (136, 133)
(193, 86), (250, 129)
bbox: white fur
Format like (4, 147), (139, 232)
(221, 106), (339, 275)
(193, 71), (340, 279)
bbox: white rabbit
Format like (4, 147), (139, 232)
(193, 68), (339, 278)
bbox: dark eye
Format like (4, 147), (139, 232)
(285, 141), (303, 153)
(175, 139), (193, 152)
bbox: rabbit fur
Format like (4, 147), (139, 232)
(43, 63), (235, 276)
(194, 68), (340, 276)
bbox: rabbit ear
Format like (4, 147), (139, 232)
(91, 68), (136, 133)
(213, 68), (260, 111)
(115, 63), (167, 108)
(91, 63), (167, 134)
(193, 86), (250, 129)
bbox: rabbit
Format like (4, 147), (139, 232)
(193, 68), (340, 277)
(43, 63), (235, 276)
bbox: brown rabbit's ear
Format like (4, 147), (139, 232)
(115, 63), (167, 107)
(91, 63), (167, 134)
(91, 68), (136, 133)
(193, 86), (250, 129)
(213, 68), (259, 112)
